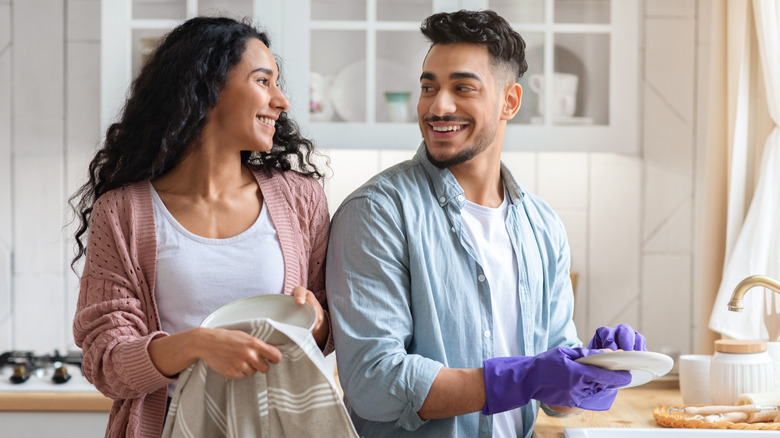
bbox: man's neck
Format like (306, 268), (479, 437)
(449, 150), (504, 208)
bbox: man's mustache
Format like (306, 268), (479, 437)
(422, 115), (471, 123)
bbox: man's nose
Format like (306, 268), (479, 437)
(430, 90), (456, 116)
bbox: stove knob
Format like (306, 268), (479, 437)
(10, 365), (30, 384)
(52, 364), (72, 384)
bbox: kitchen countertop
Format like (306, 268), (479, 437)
(534, 380), (682, 437)
(0, 391), (112, 411)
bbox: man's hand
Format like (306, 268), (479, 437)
(482, 347), (631, 415)
(588, 324), (646, 351)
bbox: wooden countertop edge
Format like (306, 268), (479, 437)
(0, 392), (112, 411)
(533, 385), (683, 437)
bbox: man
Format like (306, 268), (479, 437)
(326, 9), (646, 438)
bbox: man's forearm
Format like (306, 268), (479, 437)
(417, 367), (486, 419)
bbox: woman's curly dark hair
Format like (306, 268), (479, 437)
(420, 9), (528, 81)
(70, 16), (325, 269)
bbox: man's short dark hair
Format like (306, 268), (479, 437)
(420, 9), (528, 82)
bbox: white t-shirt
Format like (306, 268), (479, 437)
(151, 182), (285, 336)
(460, 192), (522, 438)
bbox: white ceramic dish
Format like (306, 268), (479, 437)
(200, 294), (316, 330)
(575, 351), (674, 389)
(329, 58), (417, 123)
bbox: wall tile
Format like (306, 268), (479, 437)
(697, 0), (713, 45)
(645, 18), (695, 123)
(66, 42), (101, 150)
(322, 149), (380, 216)
(0, 246), (10, 321)
(537, 153), (589, 210)
(0, 50), (10, 246)
(588, 154), (642, 335)
(501, 151), (537, 193)
(65, 260), (81, 351)
(646, 0), (696, 17)
(644, 198), (693, 252)
(13, 0), (65, 155)
(0, 314), (11, 353)
(643, 84), (694, 238)
(556, 209), (589, 339)
(65, 42), (101, 206)
(14, 274), (68, 354)
(13, 154), (65, 275)
(641, 254), (692, 353)
(0, 3), (10, 51)
(378, 149), (414, 170)
(67, 0), (100, 41)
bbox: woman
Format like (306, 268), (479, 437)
(71, 17), (331, 437)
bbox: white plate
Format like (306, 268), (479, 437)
(200, 295), (316, 330)
(329, 58), (418, 123)
(575, 351), (674, 389)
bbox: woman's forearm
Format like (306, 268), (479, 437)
(148, 329), (201, 377)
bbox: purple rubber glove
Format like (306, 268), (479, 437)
(588, 324), (647, 351)
(482, 347), (631, 415)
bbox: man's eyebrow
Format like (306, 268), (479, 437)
(450, 72), (482, 81)
(419, 71), (483, 82)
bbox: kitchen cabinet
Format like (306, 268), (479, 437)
(102, 0), (639, 153)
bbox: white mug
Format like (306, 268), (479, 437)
(678, 354), (712, 406)
(528, 73), (578, 118)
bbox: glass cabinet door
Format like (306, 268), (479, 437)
(278, 0), (457, 149)
(489, 0), (610, 127)
(103, 0), (638, 153)
(308, 0), (431, 125)
(483, 0), (638, 152)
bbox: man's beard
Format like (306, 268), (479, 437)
(423, 118), (498, 169)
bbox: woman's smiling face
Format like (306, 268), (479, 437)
(207, 38), (290, 152)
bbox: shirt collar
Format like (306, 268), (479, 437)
(414, 142), (526, 208)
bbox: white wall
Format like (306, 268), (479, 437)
(0, 1), (707, 357)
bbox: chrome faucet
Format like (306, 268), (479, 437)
(727, 275), (780, 312)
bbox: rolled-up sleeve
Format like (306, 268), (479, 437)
(326, 195), (443, 431)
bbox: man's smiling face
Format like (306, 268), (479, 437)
(417, 43), (505, 169)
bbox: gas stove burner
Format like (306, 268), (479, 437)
(10, 364), (30, 384)
(52, 363), (72, 383)
(0, 350), (84, 384)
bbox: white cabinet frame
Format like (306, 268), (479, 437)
(101, 0), (639, 153)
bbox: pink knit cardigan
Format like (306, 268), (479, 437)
(73, 168), (332, 438)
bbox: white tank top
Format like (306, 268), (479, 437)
(150, 182), (285, 336)
(460, 191), (523, 438)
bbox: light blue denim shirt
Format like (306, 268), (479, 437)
(326, 144), (581, 438)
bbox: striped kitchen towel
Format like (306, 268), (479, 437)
(161, 318), (358, 438)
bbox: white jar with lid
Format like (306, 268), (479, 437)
(709, 339), (773, 405)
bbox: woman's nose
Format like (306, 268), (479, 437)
(272, 86), (290, 111)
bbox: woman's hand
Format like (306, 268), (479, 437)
(148, 327), (282, 380)
(292, 285), (329, 349)
(194, 328), (282, 379)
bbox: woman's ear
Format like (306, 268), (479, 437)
(501, 83), (522, 121)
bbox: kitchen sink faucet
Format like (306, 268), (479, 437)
(727, 275), (780, 341)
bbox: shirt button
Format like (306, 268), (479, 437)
(478, 274), (486, 282)
(457, 195), (465, 202)
(483, 330), (491, 338)
(451, 227), (456, 232)
(439, 196), (446, 203)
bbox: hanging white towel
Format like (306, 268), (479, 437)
(709, 131), (780, 339)
(710, 0), (780, 340)
(161, 318), (358, 438)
